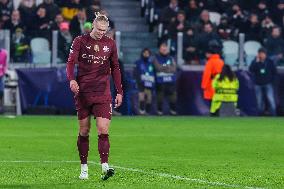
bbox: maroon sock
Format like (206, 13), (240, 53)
(98, 134), (110, 163)
(77, 134), (89, 164)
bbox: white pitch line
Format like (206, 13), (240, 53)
(0, 160), (265, 189)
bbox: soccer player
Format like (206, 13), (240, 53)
(66, 12), (123, 180)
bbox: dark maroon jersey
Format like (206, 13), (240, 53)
(66, 34), (123, 103)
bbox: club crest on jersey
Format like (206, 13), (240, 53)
(103, 46), (109, 52)
(94, 45), (99, 52)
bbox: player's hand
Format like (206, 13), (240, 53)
(70, 80), (79, 94)
(114, 94), (123, 108)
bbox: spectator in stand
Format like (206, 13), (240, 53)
(193, 9), (212, 33)
(159, 0), (179, 29)
(86, 1), (101, 21)
(3, 10), (25, 36)
(183, 27), (199, 64)
(51, 13), (64, 30)
(168, 11), (189, 40)
(228, 3), (246, 36)
(61, 0), (82, 21)
(37, 0), (60, 21)
(32, 6), (51, 40)
(249, 48), (277, 116)
(217, 15), (234, 40)
(0, 0), (13, 28)
(167, 10), (189, 54)
(254, 0), (269, 21)
(18, 0), (37, 37)
(201, 41), (224, 116)
(197, 23), (221, 61)
(261, 14), (275, 42)
(135, 48), (155, 115)
(264, 26), (284, 64)
(83, 22), (92, 34)
(0, 48), (7, 113)
(70, 8), (87, 38)
(272, 0), (284, 27)
(57, 22), (72, 63)
(184, 0), (201, 23)
(244, 13), (262, 42)
(153, 42), (177, 115)
(10, 27), (29, 62)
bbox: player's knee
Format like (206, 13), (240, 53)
(97, 126), (108, 135)
(101, 128), (108, 134)
(80, 127), (90, 136)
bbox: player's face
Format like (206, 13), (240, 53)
(93, 21), (108, 39)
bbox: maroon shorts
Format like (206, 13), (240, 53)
(75, 96), (112, 120)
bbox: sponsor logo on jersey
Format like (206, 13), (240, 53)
(94, 45), (100, 52)
(81, 54), (107, 64)
(103, 46), (109, 52)
(86, 45), (91, 49)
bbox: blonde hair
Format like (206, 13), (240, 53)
(94, 12), (109, 26)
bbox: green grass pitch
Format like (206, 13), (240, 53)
(0, 116), (283, 189)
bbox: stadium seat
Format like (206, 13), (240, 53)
(30, 37), (51, 64)
(244, 41), (261, 66)
(222, 40), (239, 66)
(209, 12), (221, 26)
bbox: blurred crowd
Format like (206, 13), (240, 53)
(0, 0), (115, 62)
(154, 0), (284, 65)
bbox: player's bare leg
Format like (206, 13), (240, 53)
(78, 116), (91, 180)
(96, 117), (114, 180)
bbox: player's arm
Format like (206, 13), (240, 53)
(66, 36), (81, 94)
(110, 41), (123, 108)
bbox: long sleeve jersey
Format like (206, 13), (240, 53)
(66, 34), (123, 103)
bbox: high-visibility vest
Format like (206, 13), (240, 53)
(210, 74), (239, 113)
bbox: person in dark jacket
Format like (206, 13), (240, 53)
(264, 26), (284, 64)
(57, 22), (72, 63)
(37, 0), (60, 21)
(249, 48), (277, 116)
(3, 9), (25, 36)
(69, 8), (87, 38)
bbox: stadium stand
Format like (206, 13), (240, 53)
(0, 0), (284, 116)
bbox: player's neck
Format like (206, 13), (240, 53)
(90, 32), (100, 40)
